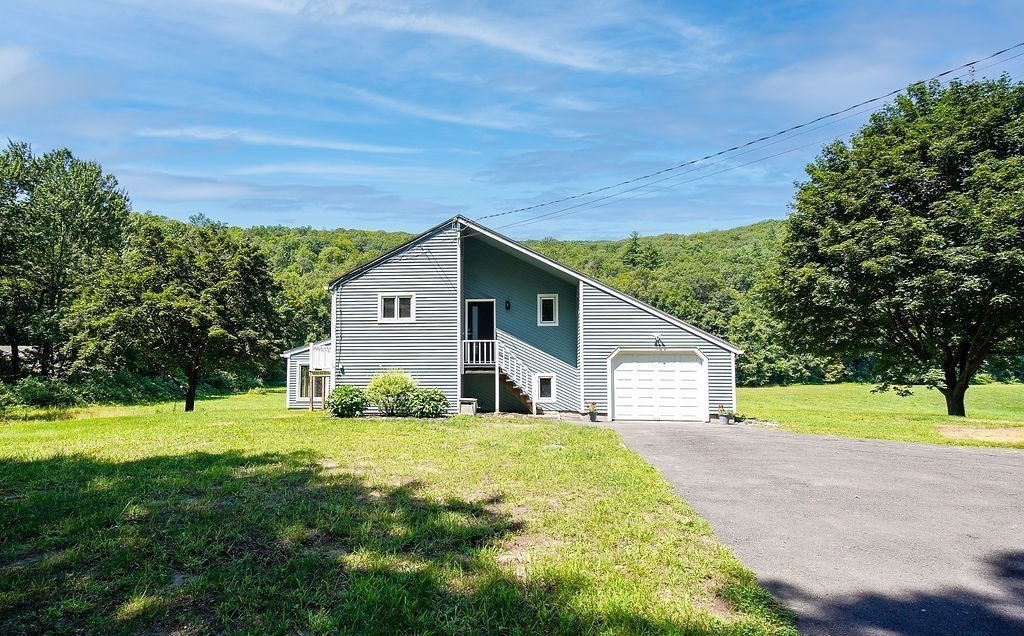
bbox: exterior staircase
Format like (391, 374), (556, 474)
(462, 338), (537, 414)
(497, 340), (536, 414)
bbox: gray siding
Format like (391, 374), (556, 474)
(285, 350), (310, 409)
(581, 282), (735, 417)
(462, 237), (580, 412)
(334, 225), (460, 413)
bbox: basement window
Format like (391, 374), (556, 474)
(537, 294), (558, 326)
(379, 294), (415, 322)
(536, 374), (556, 402)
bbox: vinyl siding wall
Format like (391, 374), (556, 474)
(285, 350), (310, 409)
(580, 282), (735, 417)
(462, 237), (580, 412)
(333, 225), (460, 413)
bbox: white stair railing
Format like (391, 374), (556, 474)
(497, 340), (533, 408)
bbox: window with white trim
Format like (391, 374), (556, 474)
(379, 294), (415, 322)
(536, 374), (556, 402)
(537, 294), (558, 326)
(298, 364), (310, 397)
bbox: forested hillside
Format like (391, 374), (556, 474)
(236, 226), (412, 349)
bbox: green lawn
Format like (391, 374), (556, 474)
(739, 383), (1024, 448)
(0, 390), (793, 635)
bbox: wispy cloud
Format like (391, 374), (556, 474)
(342, 85), (538, 130)
(230, 161), (458, 183)
(328, 5), (615, 72)
(136, 126), (420, 154)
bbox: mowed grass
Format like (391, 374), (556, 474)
(739, 383), (1024, 448)
(0, 390), (793, 635)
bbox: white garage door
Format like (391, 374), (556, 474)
(611, 351), (706, 421)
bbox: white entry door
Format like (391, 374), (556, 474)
(611, 351), (706, 421)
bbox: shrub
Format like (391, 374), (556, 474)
(247, 386), (268, 395)
(14, 377), (81, 408)
(366, 370), (417, 416)
(410, 388), (450, 418)
(0, 383), (15, 419)
(326, 385), (369, 418)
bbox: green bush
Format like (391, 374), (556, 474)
(366, 370), (417, 416)
(410, 388), (450, 418)
(14, 377), (81, 407)
(326, 385), (369, 418)
(0, 384), (15, 419)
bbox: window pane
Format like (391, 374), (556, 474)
(539, 377), (553, 398)
(382, 296), (396, 318)
(541, 297), (555, 323)
(299, 365), (310, 397)
(398, 296), (412, 318)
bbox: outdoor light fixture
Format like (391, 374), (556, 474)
(505, 299), (511, 310)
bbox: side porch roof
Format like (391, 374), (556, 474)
(280, 338), (331, 358)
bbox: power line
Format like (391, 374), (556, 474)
(474, 40), (1024, 224)
(506, 49), (1024, 230)
(497, 100), (885, 230)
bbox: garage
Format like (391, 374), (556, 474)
(609, 349), (708, 421)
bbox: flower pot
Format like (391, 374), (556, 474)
(718, 413), (730, 424)
(588, 412), (598, 422)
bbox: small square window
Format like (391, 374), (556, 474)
(379, 294), (415, 322)
(536, 374), (556, 402)
(537, 294), (558, 326)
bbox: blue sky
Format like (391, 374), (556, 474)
(2, 1), (1022, 239)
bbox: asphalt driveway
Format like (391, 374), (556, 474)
(610, 421), (1024, 636)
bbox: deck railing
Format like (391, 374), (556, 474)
(463, 339), (496, 366)
(309, 343), (333, 371)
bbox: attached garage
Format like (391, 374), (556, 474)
(608, 349), (709, 421)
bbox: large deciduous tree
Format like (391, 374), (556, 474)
(0, 142), (130, 377)
(768, 78), (1024, 416)
(72, 216), (282, 411)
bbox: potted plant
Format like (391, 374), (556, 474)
(717, 404), (731, 424)
(587, 402), (598, 422)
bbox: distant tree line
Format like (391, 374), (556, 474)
(3, 77), (1021, 416)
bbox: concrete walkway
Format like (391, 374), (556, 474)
(610, 421), (1024, 636)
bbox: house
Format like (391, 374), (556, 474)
(282, 216), (741, 420)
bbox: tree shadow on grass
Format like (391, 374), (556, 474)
(0, 451), (742, 635)
(761, 551), (1024, 635)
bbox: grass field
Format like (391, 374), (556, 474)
(739, 383), (1024, 448)
(0, 390), (793, 635)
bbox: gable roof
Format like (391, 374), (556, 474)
(328, 215), (742, 354)
(327, 217), (456, 290)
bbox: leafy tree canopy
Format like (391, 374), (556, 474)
(71, 215), (282, 411)
(767, 77), (1024, 415)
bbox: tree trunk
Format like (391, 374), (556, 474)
(184, 368), (199, 412)
(4, 325), (19, 377)
(944, 385), (967, 417)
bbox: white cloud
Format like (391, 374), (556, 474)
(343, 85), (538, 130)
(230, 161), (458, 183)
(329, 5), (613, 72)
(136, 126), (419, 154)
(0, 46), (34, 86)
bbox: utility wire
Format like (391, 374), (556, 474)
(474, 40), (1024, 224)
(497, 100), (884, 230)
(496, 47), (1024, 230)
